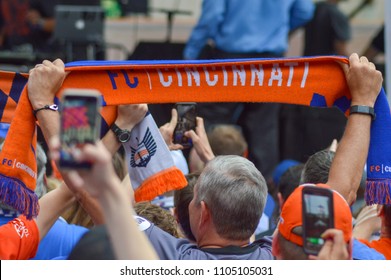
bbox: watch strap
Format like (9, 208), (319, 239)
(349, 105), (376, 120)
(111, 123), (131, 143)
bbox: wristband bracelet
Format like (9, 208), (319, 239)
(349, 105), (376, 120)
(33, 104), (59, 116)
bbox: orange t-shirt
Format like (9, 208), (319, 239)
(0, 216), (39, 260)
(359, 238), (391, 260)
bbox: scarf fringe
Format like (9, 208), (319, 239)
(365, 179), (391, 205)
(0, 174), (39, 219)
(134, 167), (187, 202)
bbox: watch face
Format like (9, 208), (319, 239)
(118, 131), (131, 143)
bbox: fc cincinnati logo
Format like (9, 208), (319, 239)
(130, 128), (157, 168)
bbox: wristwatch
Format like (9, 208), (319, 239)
(111, 123), (131, 143)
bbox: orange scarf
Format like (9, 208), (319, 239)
(0, 56), (356, 218)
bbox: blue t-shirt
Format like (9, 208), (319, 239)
(352, 238), (385, 260)
(31, 218), (89, 260)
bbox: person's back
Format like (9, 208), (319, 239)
(304, 1), (351, 56)
(184, 0), (314, 59)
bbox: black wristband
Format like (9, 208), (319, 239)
(349, 105), (376, 120)
(33, 104), (59, 116)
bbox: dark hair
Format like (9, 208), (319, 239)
(173, 173), (199, 241)
(276, 232), (308, 260)
(300, 150), (335, 184)
(278, 163), (304, 201)
(68, 226), (115, 260)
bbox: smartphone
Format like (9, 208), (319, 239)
(59, 89), (102, 169)
(302, 184), (334, 255)
(173, 102), (197, 148)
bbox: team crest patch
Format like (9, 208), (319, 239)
(134, 216), (151, 231)
(130, 127), (157, 167)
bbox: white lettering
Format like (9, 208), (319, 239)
(15, 162), (36, 179)
(157, 69), (172, 87)
(175, 68), (183, 87)
(204, 67), (218, 86)
(301, 62), (309, 88)
(185, 67), (201, 86)
(285, 62), (298, 87)
(222, 66), (228, 86)
(268, 64), (283, 86)
(232, 65), (246, 86)
(250, 64), (264, 86)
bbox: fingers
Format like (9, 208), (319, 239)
(66, 170), (85, 189)
(349, 53), (360, 66)
(329, 139), (338, 152)
(185, 129), (199, 143)
(359, 56), (369, 64)
(169, 109), (178, 128)
(48, 136), (61, 161)
(53, 58), (65, 68)
(72, 141), (111, 165)
(195, 117), (205, 133)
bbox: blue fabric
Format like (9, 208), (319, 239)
(272, 159), (301, 186)
(352, 238), (386, 260)
(366, 89), (391, 204)
(31, 218), (89, 260)
(183, 0), (314, 59)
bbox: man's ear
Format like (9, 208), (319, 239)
(200, 201), (211, 226)
(271, 234), (280, 259)
(173, 207), (179, 223)
(277, 192), (284, 210)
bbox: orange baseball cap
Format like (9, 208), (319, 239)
(278, 183), (352, 246)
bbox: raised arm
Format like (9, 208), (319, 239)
(102, 104), (148, 155)
(27, 59), (104, 225)
(50, 138), (158, 260)
(326, 53), (383, 204)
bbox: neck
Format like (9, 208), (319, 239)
(198, 236), (250, 249)
(380, 221), (391, 238)
(380, 230), (391, 239)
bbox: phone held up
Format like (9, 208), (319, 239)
(173, 102), (197, 149)
(302, 184), (334, 256)
(59, 89), (102, 169)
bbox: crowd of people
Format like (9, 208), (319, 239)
(0, 0), (390, 261)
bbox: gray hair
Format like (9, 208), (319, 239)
(35, 143), (48, 199)
(196, 155), (267, 240)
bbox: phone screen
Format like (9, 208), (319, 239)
(302, 186), (334, 255)
(173, 103), (196, 148)
(59, 89), (101, 169)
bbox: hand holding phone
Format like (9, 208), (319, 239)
(173, 102), (197, 149)
(59, 89), (102, 169)
(302, 185), (334, 256)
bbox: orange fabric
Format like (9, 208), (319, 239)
(359, 238), (391, 260)
(0, 85), (39, 218)
(0, 56), (352, 218)
(63, 56), (350, 107)
(134, 166), (187, 202)
(0, 216), (39, 260)
(278, 184), (352, 246)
